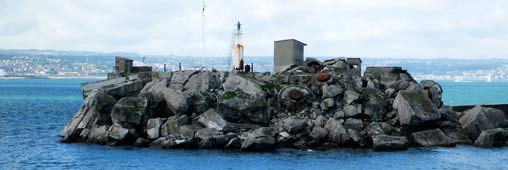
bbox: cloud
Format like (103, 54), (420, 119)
(0, 0), (507, 58)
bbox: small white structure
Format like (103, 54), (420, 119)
(230, 21), (245, 71)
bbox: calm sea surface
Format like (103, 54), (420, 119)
(0, 79), (507, 170)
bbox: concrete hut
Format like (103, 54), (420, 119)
(273, 39), (306, 73)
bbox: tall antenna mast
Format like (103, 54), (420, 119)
(201, 0), (206, 69)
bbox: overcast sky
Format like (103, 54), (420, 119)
(1, 0), (507, 58)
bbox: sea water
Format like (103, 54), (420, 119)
(0, 79), (507, 170)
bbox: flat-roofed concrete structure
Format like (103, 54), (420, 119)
(273, 39), (306, 73)
(115, 57), (133, 74)
(346, 58), (362, 76)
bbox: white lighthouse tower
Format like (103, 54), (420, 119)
(229, 21), (244, 71)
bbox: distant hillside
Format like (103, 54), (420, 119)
(0, 49), (142, 57)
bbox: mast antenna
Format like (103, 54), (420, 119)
(201, 0), (206, 69)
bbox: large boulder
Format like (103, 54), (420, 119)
(183, 70), (224, 96)
(372, 135), (409, 151)
(484, 107), (507, 128)
(169, 70), (201, 91)
(194, 128), (222, 148)
(87, 125), (109, 144)
(459, 105), (494, 140)
(107, 124), (129, 141)
(60, 90), (117, 142)
(111, 96), (149, 128)
(241, 127), (277, 151)
(420, 80), (443, 108)
(160, 115), (190, 137)
(324, 119), (350, 145)
(393, 90), (441, 126)
(362, 88), (388, 120)
(411, 129), (455, 147)
(363, 67), (415, 86)
(223, 75), (265, 96)
(474, 128), (508, 147)
(217, 75), (270, 125)
(322, 84), (343, 98)
(282, 118), (308, 134)
(140, 79), (192, 116)
(104, 79), (145, 99)
(146, 118), (165, 139)
(197, 108), (227, 131)
(310, 127), (328, 141)
(344, 90), (360, 104)
(183, 71), (225, 113)
(163, 89), (192, 115)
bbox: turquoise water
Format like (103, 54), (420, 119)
(0, 79), (507, 170)
(438, 80), (508, 106)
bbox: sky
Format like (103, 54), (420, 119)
(0, 0), (507, 59)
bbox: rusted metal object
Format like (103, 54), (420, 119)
(316, 72), (331, 82)
(288, 89), (304, 101)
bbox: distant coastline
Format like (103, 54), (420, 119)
(0, 76), (106, 80)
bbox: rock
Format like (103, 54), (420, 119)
(197, 108), (227, 131)
(107, 124), (129, 141)
(282, 118), (307, 134)
(367, 123), (386, 138)
(344, 104), (362, 117)
(87, 125), (109, 144)
(305, 57), (322, 73)
(313, 115), (326, 128)
(195, 128), (221, 148)
(352, 76), (364, 92)
(393, 90), (441, 126)
(104, 79), (146, 99)
(372, 135), (409, 151)
(111, 96), (149, 127)
(160, 115), (190, 137)
(222, 123), (262, 133)
(146, 118), (165, 139)
(364, 67), (415, 85)
(362, 88), (387, 120)
(320, 98), (336, 111)
(151, 137), (174, 148)
(459, 105), (494, 140)
(420, 80), (443, 108)
(163, 88), (192, 115)
(411, 129), (455, 147)
(223, 75), (265, 97)
(344, 90), (360, 104)
(474, 128), (508, 147)
(310, 127), (328, 141)
(344, 118), (363, 131)
(134, 138), (151, 147)
(324, 119), (350, 145)
(241, 127), (277, 151)
(140, 78), (169, 95)
(60, 90), (117, 142)
(183, 71), (224, 96)
(322, 84), (343, 98)
(140, 79), (192, 116)
(169, 70), (200, 91)
(217, 88), (270, 125)
(484, 107), (507, 128)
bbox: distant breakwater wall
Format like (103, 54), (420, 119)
(59, 57), (508, 151)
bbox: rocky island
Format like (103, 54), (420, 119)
(59, 58), (508, 151)
(60, 40), (508, 151)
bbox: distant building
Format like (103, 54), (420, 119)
(115, 57), (133, 74)
(273, 39), (306, 73)
(346, 58), (362, 76)
(108, 57), (152, 80)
